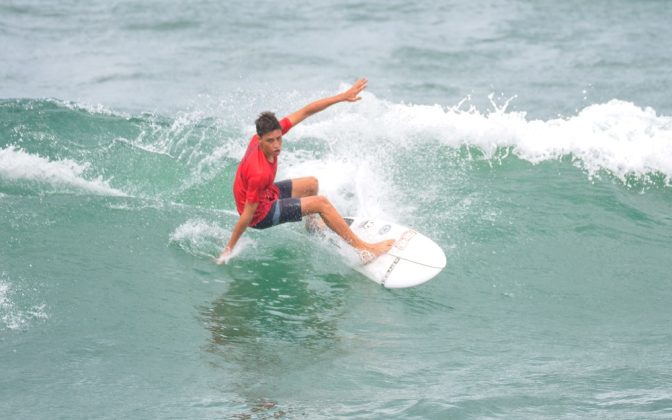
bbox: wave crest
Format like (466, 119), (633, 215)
(296, 95), (672, 185)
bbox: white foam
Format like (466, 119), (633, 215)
(0, 146), (127, 196)
(54, 98), (130, 118)
(291, 93), (672, 184)
(170, 218), (230, 243)
(273, 96), (412, 220)
(0, 277), (48, 331)
(280, 158), (396, 220)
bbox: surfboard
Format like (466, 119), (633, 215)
(337, 217), (446, 288)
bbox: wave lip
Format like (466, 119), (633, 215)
(0, 146), (127, 196)
(514, 100), (672, 183)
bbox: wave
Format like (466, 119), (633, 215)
(294, 93), (672, 185)
(1, 98), (245, 202)
(0, 146), (126, 196)
(2, 95), (670, 204)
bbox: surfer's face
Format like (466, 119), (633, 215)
(259, 129), (282, 161)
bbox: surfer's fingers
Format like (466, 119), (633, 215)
(214, 253), (231, 265)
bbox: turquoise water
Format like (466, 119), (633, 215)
(2, 1), (672, 418)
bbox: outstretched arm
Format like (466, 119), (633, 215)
(286, 78), (368, 127)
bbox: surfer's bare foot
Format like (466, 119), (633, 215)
(358, 239), (395, 264)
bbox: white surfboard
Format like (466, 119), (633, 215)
(338, 217), (446, 288)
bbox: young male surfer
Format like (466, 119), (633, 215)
(216, 78), (394, 265)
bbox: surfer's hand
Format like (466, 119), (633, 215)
(340, 78), (368, 102)
(215, 247), (231, 265)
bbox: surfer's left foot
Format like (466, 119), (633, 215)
(358, 239), (395, 264)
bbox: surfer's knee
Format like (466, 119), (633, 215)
(300, 194), (332, 215)
(307, 176), (319, 196)
(311, 195), (337, 216)
(314, 194), (331, 209)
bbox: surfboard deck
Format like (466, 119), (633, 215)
(335, 217), (446, 288)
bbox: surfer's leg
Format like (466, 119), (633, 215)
(288, 176), (319, 198)
(280, 177), (325, 232)
(300, 195), (394, 258)
(251, 198), (302, 230)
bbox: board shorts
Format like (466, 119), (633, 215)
(251, 180), (303, 230)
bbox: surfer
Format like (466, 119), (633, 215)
(216, 78), (395, 265)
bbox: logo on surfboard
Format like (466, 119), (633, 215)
(395, 230), (417, 250)
(358, 220), (375, 230)
(378, 224), (391, 235)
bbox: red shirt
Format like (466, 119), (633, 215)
(233, 117), (293, 226)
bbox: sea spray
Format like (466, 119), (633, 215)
(169, 218), (256, 260)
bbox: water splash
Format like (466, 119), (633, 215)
(169, 218), (256, 260)
(0, 274), (48, 331)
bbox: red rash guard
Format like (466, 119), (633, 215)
(232, 117), (293, 226)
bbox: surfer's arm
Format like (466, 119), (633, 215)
(216, 201), (258, 265)
(286, 78), (368, 126)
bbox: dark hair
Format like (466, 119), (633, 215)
(255, 111), (281, 137)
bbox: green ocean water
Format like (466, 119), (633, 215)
(2, 1), (672, 419)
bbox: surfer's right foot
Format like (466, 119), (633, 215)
(358, 239), (395, 264)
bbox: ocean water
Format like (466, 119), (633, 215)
(2, 1), (672, 418)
